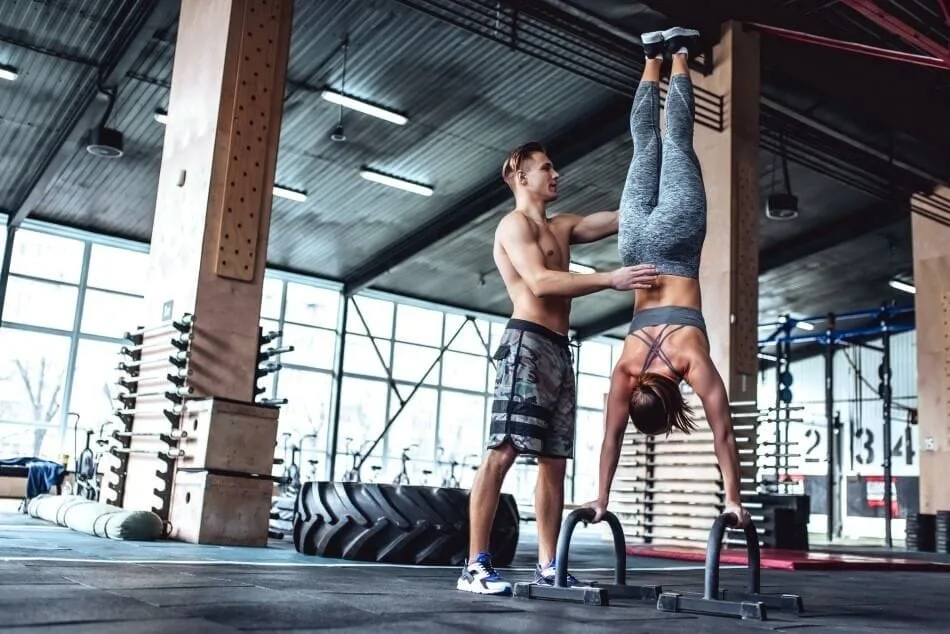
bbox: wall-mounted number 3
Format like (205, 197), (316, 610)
(854, 428), (875, 465)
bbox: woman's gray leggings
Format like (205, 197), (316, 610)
(617, 75), (707, 279)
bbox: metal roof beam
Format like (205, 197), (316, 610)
(9, 0), (179, 228)
(342, 95), (633, 296)
(573, 200), (908, 340)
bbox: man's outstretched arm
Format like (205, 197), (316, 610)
(499, 213), (655, 298)
(567, 211), (619, 245)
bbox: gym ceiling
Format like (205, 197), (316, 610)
(0, 0), (946, 344)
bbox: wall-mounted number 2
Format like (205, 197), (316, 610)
(855, 428), (875, 465)
(804, 428), (821, 455)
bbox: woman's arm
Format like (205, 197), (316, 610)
(592, 364), (635, 516)
(684, 353), (749, 524)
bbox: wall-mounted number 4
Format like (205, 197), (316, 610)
(892, 429), (917, 466)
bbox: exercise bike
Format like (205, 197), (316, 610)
(280, 444), (301, 497)
(436, 447), (461, 488)
(72, 418), (116, 501)
(299, 431), (321, 483)
(341, 438), (375, 482)
(392, 444), (418, 486)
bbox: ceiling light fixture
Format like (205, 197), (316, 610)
(0, 64), (18, 81)
(273, 185), (307, 202)
(321, 89), (408, 126)
(889, 278), (916, 295)
(360, 168), (433, 197)
(569, 261), (596, 274)
(153, 109), (168, 125)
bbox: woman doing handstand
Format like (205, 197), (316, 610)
(586, 27), (749, 526)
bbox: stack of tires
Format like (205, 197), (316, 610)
(292, 481), (520, 566)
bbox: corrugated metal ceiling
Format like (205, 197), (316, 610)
(0, 0), (156, 214)
(0, 0), (939, 338)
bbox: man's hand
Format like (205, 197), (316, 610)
(609, 264), (658, 291)
(724, 501), (751, 527)
(582, 499), (609, 523)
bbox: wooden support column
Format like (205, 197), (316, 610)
(613, 22), (761, 547)
(691, 19), (762, 532)
(100, 0), (295, 547)
(694, 21), (761, 408)
(911, 186), (950, 515)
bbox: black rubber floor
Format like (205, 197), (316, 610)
(1, 510), (947, 633)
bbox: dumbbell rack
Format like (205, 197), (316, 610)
(100, 313), (195, 530)
(728, 405), (811, 550)
(610, 400), (759, 547)
(755, 404), (804, 494)
(255, 327), (293, 408)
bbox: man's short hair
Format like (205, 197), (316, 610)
(501, 141), (547, 185)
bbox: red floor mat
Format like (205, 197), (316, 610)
(626, 545), (950, 571)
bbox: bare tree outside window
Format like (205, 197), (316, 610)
(0, 357), (65, 457)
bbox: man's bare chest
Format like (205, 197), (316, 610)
(537, 229), (569, 269)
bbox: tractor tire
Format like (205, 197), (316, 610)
(293, 481), (520, 566)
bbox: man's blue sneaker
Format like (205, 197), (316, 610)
(456, 552), (513, 596)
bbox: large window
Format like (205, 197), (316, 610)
(437, 390), (487, 468)
(285, 282), (339, 329)
(275, 369), (333, 481)
(80, 289), (144, 338)
(86, 243), (149, 296)
(0, 226), (150, 463)
(256, 274), (342, 481)
(280, 322), (336, 370)
(387, 386), (439, 484)
(391, 341), (441, 386)
(569, 339), (619, 503)
(346, 296), (393, 337)
(68, 339), (124, 442)
(0, 217), (620, 511)
(9, 229), (85, 284)
(335, 376), (389, 479)
(332, 295), (507, 486)
(0, 328), (71, 458)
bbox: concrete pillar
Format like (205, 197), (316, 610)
(911, 186), (950, 515)
(100, 0), (295, 547)
(614, 21), (761, 545)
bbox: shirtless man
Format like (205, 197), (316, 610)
(456, 142), (658, 596)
